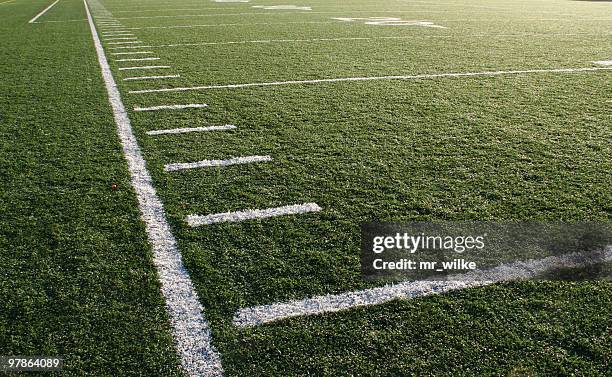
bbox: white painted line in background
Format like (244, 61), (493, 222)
(130, 67), (612, 93)
(187, 203), (322, 226)
(29, 0), (60, 23)
(112, 51), (154, 55)
(118, 65), (171, 70)
(116, 57), (160, 62)
(147, 125), (236, 135)
(83, 1), (224, 376)
(102, 33), (134, 36)
(134, 103), (208, 111)
(124, 21), (335, 30)
(124, 74), (180, 81)
(233, 248), (612, 326)
(593, 60), (612, 66)
(165, 155), (272, 172)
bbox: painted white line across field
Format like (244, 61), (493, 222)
(134, 103), (208, 111)
(84, 1), (224, 376)
(593, 60), (612, 66)
(124, 21), (335, 30)
(124, 74), (180, 81)
(165, 155), (272, 172)
(233, 248), (612, 326)
(29, 0), (60, 23)
(130, 67), (612, 93)
(187, 203), (322, 226)
(147, 125), (236, 136)
(118, 65), (171, 70)
(116, 57), (160, 62)
(111, 45), (153, 49)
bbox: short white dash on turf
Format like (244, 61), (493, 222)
(165, 155), (272, 172)
(118, 65), (171, 70)
(593, 60), (612, 66)
(112, 51), (154, 55)
(123, 74), (180, 81)
(108, 41), (143, 45)
(187, 203), (322, 226)
(134, 103), (208, 111)
(147, 124), (236, 136)
(116, 57), (160, 62)
(83, 0), (224, 375)
(104, 37), (138, 40)
(111, 45), (153, 49)
(102, 33), (134, 36)
(233, 248), (612, 326)
(130, 67), (612, 93)
(29, 0), (60, 23)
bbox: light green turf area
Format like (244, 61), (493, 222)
(2, 0), (611, 375)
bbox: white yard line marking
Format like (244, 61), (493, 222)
(233, 248), (612, 327)
(124, 74), (180, 81)
(0, 0), (16, 5)
(134, 103), (208, 111)
(83, 0), (224, 376)
(165, 155), (272, 172)
(593, 60), (612, 66)
(118, 65), (171, 70)
(112, 51), (154, 55)
(116, 57), (160, 62)
(124, 21), (335, 30)
(29, 0), (60, 23)
(187, 203), (322, 226)
(147, 125), (236, 136)
(108, 41), (144, 45)
(114, 10), (448, 20)
(102, 33), (134, 36)
(104, 37), (138, 40)
(130, 67), (612, 94)
(111, 45), (153, 49)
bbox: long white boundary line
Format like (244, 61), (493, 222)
(130, 67), (612, 94)
(29, 0), (60, 23)
(118, 65), (171, 70)
(83, 1), (224, 375)
(233, 248), (612, 327)
(124, 74), (180, 81)
(187, 203), (322, 226)
(165, 155), (272, 172)
(147, 125), (236, 136)
(134, 103), (208, 111)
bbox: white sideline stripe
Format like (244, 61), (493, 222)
(165, 155), (272, 172)
(593, 60), (612, 66)
(147, 125), (236, 135)
(29, 0), (60, 23)
(187, 203), (322, 226)
(134, 103), (208, 112)
(83, 1), (224, 376)
(130, 67), (612, 94)
(124, 74), (180, 81)
(118, 65), (171, 70)
(112, 51), (154, 55)
(233, 248), (612, 327)
(116, 57), (160, 62)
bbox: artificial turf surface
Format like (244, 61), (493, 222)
(1, 0), (611, 375)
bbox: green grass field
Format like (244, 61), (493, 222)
(1, 0), (610, 375)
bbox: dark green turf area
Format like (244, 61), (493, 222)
(0, 0), (182, 375)
(2, 0), (611, 375)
